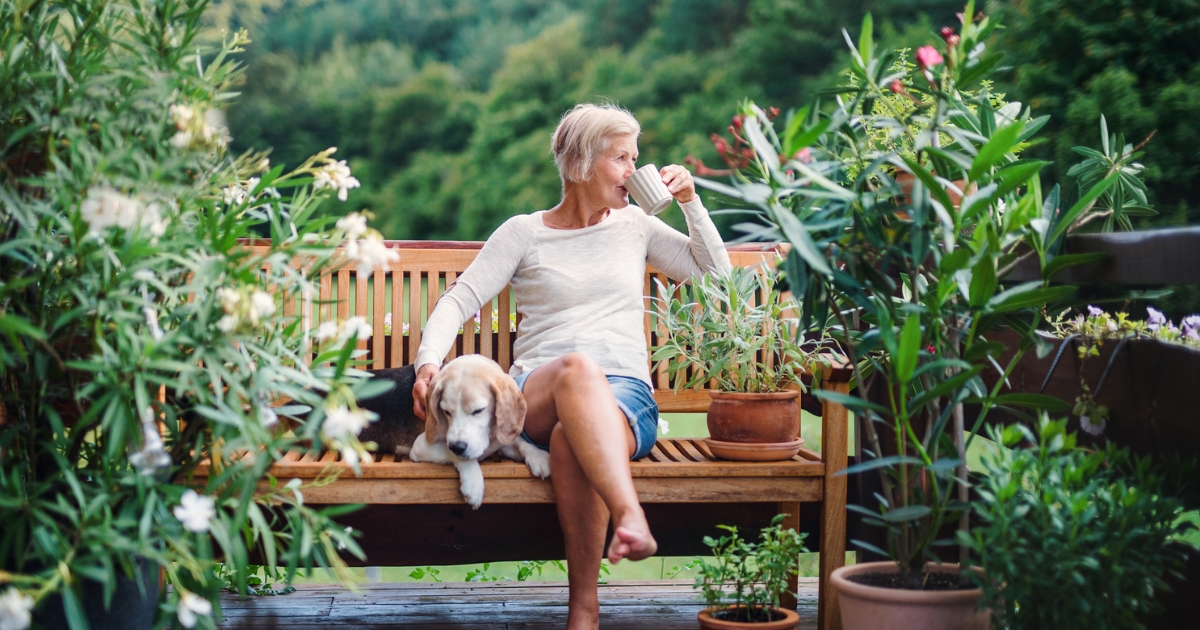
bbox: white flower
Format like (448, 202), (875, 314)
(249, 290), (276, 322)
(1086, 305), (1104, 318)
(200, 107), (230, 148)
(383, 312), (393, 335)
(343, 316), (373, 342)
(315, 320), (339, 341)
(143, 306), (164, 341)
(169, 131), (191, 148)
(258, 404), (278, 427)
(321, 405), (371, 441)
(285, 477), (303, 505)
(222, 184), (246, 206)
(173, 490), (216, 533)
(313, 159), (361, 201)
(176, 591), (213, 629)
(216, 314), (237, 333)
(0, 587), (33, 630)
(657, 417), (669, 435)
(337, 526), (352, 550)
(79, 186), (141, 235)
(350, 234), (399, 276)
(337, 212), (369, 241)
(1080, 415), (1106, 436)
(216, 287), (240, 313)
(130, 407), (170, 475)
(341, 447), (360, 467)
(169, 103), (195, 128)
(133, 269), (156, 283)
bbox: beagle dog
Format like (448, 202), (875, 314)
(356, 355), (551, 508)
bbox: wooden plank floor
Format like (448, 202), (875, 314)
(216, 579), (818, 629)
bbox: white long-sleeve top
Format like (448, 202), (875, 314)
(414, 199), (732, 385)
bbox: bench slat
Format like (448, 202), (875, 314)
(258, 475), (823, 505)
(372, 269), (385, 369)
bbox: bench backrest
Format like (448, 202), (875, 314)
(248, 240), (786, 413)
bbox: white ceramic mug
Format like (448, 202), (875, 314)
(625, 164), (673, 216)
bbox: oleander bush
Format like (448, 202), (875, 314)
(0, 1), (397, 628)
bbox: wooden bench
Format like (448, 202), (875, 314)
(197, 240), (851, 630)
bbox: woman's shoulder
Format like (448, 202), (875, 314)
(490, 212), (540, 240)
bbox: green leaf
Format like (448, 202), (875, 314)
(983, 393), (1072, 412)
(901, 156), (956, 220)
(811, 389), (890, 416)
(1042, 253), (1106, 281)
(969, 257), (997, 308)
(1049, 172), (1120, 244)
(986, 283), (1076, 313)
(993, 161), (1048, 198)
(858, 13), (874, 72)
(784, 117), (831, 157)
(895, 316), (921, 383)
(836, 455), (926, 477)
(969, 120), (1026, 181)
(881, 505), (932, 523)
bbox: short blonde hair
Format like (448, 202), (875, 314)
(551, 103), (641, 184)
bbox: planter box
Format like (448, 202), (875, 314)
(982, 329), (1200, 458)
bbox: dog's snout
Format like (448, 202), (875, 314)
(448, 441), (468, 456)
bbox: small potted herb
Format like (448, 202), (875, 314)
(651, 264), (828, 460)
(694, 515), (807, 629)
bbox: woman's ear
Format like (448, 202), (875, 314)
(491, 373), (527, 445)
(424, 375), (448, 443)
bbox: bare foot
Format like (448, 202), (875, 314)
(607, 525), (658, 563)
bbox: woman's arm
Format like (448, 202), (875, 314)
(411, 218), (530, 418)
(644, 196), (732, 281)
(413, 217), (530, 373)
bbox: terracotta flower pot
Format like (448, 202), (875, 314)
(831, 562), (990, 630)
(697, 605), (800, 629)
(706, 390), (800, 444)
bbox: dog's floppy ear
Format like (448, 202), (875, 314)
(424, 373), (449, 444)
(491, 372), (527, 445)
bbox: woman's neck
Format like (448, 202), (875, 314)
(545, 185), (611, 229)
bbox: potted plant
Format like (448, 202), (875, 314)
(960, 416), (1195, 630)
(690, 3), (1126, 627)
(694, 514), (807, 629)
(0, 2), (394, 628)
(651, 264), (828, 461)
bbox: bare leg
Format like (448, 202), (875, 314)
(549, 423), (607, 629)
(523, 354), (659, 629)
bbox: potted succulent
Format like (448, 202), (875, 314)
(961, 416), (1195, 630)
(651, 264), (828, 461)
(0, 2), (394, 628)
(690, 3), (1131, 627)
(694, 515), (808, 629)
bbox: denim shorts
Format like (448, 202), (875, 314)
(513, 369), (659, 461)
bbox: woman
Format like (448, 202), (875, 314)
(411, 102), (730, 629)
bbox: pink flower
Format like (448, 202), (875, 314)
(1087, 305), (1104, 318)
(889, 79), (905, 93)
(916, 46), (944, 69)
(795, 148), (813, 164)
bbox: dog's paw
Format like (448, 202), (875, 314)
(524, 448), (552, 479)
(460, 473), (485, 509)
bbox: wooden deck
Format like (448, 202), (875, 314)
(216, 579), (819, 629)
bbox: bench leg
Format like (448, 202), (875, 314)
(819, 380), (851, 630)
(777, 501), (800, 610)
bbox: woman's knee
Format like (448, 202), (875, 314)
(555, 353), (606, 388)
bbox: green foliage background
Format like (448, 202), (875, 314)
(212, 0), (1200, 242)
